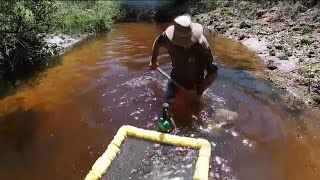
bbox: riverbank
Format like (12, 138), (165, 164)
(42, 34), (90, 57)
(194, 2), (319, 108)
(0, 33), (89, 98)
(0, 1), (124, 99)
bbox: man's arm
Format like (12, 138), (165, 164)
(197, 36), (218, 95)
(149, 33), (166, 70)
(201, 57), (218, 94)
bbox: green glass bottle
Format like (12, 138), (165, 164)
(157, 103), (172, 133)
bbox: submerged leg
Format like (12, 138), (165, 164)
(164, 81), (178, 105)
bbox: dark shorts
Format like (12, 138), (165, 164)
(165, 81), (179, 100)
(164, 81), (203, 119)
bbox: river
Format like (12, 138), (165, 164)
(0, 23), (319, 180)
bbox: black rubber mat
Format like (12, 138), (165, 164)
(103, 137), (198, 180)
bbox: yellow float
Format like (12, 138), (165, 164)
(85, 125), (212, 180)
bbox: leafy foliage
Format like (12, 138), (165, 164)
(0, 0), (123, 95)
(55, 1), (124, 34)
(0, 1), (57, 87)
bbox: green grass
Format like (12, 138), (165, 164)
(300, 37), (312, 45)
(55, 1), (124, 34)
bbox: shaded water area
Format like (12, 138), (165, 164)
(0, 23), (319, 180)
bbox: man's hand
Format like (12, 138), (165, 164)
(150, 33), (162, 71)
(196, 85), (206, 96)
(149, 61), (159, 70)
(197, 71), (217, 95)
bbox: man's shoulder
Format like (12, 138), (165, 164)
(156, 32), (168, 44)
(198, 35), (210, 49)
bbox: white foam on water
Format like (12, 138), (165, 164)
(231, 131), (239, 137)
(242, 139), (254, 147)
(111, 75), (159, 107)
(204, 90), (226, 104)
(214, 156), (231, 171)
(123, 76), (156, 88)
(130, 108), (144, 116)
(212, 156), (239, 180)
(101, 107), (112, 112)
(221, 164), (231, 173)
(96, 77), (106, 82)
(142, 149), (197, 180)
(211, 142), (217, 147)
(215, 156), (223, 165)
(109, 89), (117, 94)
(118, 101), (126, 107)
(146, 122), (154, 128)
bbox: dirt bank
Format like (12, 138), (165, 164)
(194, 2), (320, 108)
(42, 33), (89, 57)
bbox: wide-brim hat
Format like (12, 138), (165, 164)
(165, 15), (203, 47)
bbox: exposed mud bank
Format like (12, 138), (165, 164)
(195, 2), (319, 108)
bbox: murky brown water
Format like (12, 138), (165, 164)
(0, 23), (319, 180)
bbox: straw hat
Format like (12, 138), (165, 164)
(165, 15), (204, 47)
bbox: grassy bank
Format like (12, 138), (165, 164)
(0, 1), (123, 97)
(55, 1), (124, 34)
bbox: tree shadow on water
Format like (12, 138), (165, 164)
(0, 108), (40, 169)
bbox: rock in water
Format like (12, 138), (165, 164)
(214, 108), (239, 123)
(205, 108), (239, 136)
(209, 124), (226, 136)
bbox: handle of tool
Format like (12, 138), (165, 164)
(156, 67), (189, 93)
(156, 67), (182, 131)
(170, 117), (177, 129)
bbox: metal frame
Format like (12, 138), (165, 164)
(85, 125), (212, 180)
